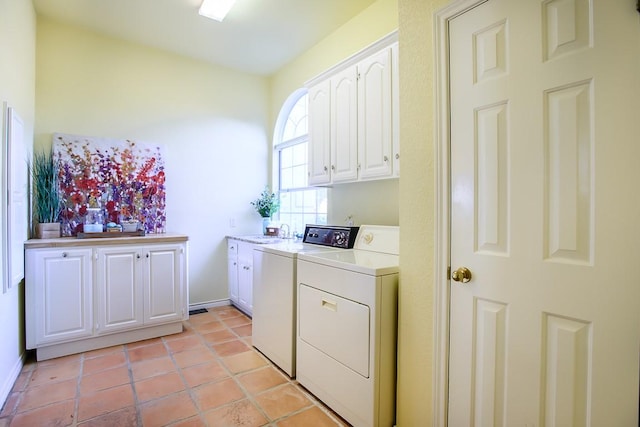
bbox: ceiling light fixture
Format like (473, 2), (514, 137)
(198, 0), (237, 22)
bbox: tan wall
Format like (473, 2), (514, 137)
(0, 0), (36, 404)
(35, 17), (271, 305)
(396, 0), (449, 424)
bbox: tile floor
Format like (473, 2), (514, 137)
(0, 306), (350, 427)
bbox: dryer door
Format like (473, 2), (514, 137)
(298, 284), (370, 377)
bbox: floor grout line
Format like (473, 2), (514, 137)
(122, 344), (144, 427)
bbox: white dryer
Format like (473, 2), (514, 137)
(296, 225), (399, 427)
(252, 225), (359, 377)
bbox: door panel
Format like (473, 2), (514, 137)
(308, 81), (331, 185)
(358, 47), (393, 180)
(448, 0), (640, 425)
(35, 249), (93, 344)
(145, 245), (183, 324)
(331, 67), (358, 182)
(96, 247), (143, 333)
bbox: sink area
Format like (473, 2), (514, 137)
(227, 235), (285, 244)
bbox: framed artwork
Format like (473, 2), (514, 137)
(53, 133), (166, 236)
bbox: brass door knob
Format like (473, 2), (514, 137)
(451, 267), (472, 283)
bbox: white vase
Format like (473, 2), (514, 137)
(262, 217), (270, 235)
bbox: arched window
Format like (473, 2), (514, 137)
(274, 89), (327, 236)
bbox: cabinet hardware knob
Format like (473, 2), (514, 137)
(384, 156), (389, 162)
(146, 254), (149, 258)
(62, 252), (67, 258)
(323, 166), (328, 172)
(136, 254), (141, 259)
(395, 153), (400, 160)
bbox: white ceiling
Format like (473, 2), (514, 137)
(32, 0), (377, 76)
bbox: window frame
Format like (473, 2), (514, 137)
(272, 89), (327, 232)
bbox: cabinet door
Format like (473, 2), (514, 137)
(358, 46), (394, 180)
(331, 66), (359, 182)
(96, 246), (144, 334)
(228, 239), (240, 304)
(308, 80), (332, 185)
(237, 242), (255, 315)
(26, 248), (93, 347)
(144, 244), (185, 325)
(391, 42), (400, 177)
(228, 257), (239, 303)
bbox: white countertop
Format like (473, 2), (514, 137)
(226, 234), (287, 244)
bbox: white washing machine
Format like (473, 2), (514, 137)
(296, 225), (399, 427)
(252, 225), (359, 377)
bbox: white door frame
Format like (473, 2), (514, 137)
(433, 1), (488, 425)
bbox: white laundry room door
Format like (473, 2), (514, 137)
(447, 0), (640, 425)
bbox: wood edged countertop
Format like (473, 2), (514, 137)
(24, 233), (189, 249)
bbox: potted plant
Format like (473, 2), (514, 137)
(250, 186), (280, 234)
(30, 150), (61, 239)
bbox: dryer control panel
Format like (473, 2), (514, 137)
(303, 225), (359, 249)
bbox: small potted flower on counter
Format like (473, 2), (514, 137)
(251, 186), (280, 235)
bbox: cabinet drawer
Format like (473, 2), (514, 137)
(298, 284), (370, 378)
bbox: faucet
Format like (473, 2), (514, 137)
(279, 223), (291, 239)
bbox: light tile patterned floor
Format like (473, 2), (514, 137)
(0, 306), (350, 427)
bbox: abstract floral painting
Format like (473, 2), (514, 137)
(53, 133), (166, 236)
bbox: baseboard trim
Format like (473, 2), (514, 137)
(0, 352), (24, 410)
(188, 299), (230, 312)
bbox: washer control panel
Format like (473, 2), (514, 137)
(303, 225), (359, 249)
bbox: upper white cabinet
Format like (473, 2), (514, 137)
(307, 32), (399, 185)
(25, 234), (189, 361)
(358, 46), (393, 180)
(308, 81), (332, 185)
(330, 66), (359, 183)
(391, 42), (400, 177)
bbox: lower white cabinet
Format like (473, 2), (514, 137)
(237, 242), (255, 315)
(96, 246), (143, 334)
(28, 248), (94, 346)
(227, 238), (255, 316)
(227, 240), (239, 305)
(144, 245), (185, 325)
(26, 235), (189, 360)
(96, 244), (184, 334)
